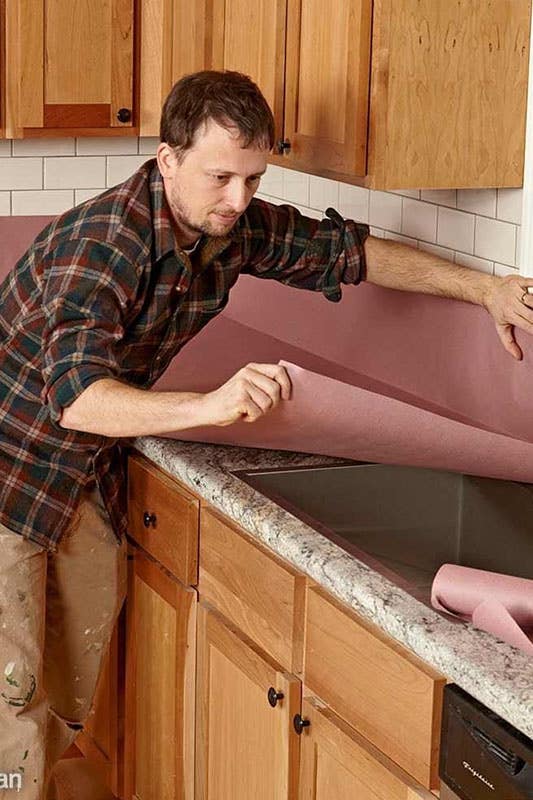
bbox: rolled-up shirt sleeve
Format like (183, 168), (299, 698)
(240, 199), (370, 302)
(40, 239), (135, 423)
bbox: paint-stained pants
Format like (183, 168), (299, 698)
(0, 483), (127, 798)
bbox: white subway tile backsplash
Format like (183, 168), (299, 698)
(106, 155), (151, 187)
(139, 137), (160, 155)
(309, 175), (339, 211)
(390, 188), (420, 199)
(420, 189), (457, 208)
(384, 230), (418, 247)
(0, 140), (524, 283)
(455, 251), (493, 275)
(259, 164), (284, 198)
(457, 188), (497, 218)
(0, 192), (10, 214)
(282, 169), (309, 206)
(0, 158), (42, 191)
(12, 190), (73, 215)
(474, 216), (516, 266)
(290, 203), (322, 220)
(494, 263), (520, 277)
(401, 197), (437, 242)
(418, 241), (455, 262)
(338, 184), (369, 223)
(13, 139), (75, 157)
(497, 188), (523, 225)
(516, 227), (522, 270)
(369, 190), (402, 232)
(437, 207), (475, 253)
(45, 157), (106, 189)
(76, 137), (138, 156)
(74, 188), (107, 205)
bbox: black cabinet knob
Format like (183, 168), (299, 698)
(293, 714), (310, 734)
(117, 107), (132, 123)
(276, 138), (291, 155)
(143, 511), (157, 529)
(267, 687), (285, 707)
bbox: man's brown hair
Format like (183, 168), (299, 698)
(160, 70), (275, 161)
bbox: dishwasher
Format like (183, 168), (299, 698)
(440, 684), (533, 799)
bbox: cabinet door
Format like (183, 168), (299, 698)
(298, 697), (434, 800)
(369, 0), (531, 189)
(283, 0), (372, 176)
(140, 0), (286, 138)
(5, 0), (135, 138)
(196, 602), (301, 800)
(124, 546), (197, 800)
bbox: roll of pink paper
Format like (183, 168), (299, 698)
(431, 564), (533, 655)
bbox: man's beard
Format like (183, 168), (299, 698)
(169, 188), (238, 238)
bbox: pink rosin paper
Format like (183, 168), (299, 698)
(431, 564), (533, 655)
(156, 322), (533, 483)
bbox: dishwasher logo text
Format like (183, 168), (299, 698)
(463, 761), (495, 791)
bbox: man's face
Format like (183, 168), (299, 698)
(157, 120), (268, 246)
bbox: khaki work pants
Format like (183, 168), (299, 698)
(0, 484), (127, 799)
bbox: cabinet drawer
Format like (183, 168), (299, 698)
(304, 586), (445, 790)
(127, 454), (199, 585)
(199, 506), (306, 674)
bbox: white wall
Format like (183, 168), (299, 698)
(0, 135), (522, 278)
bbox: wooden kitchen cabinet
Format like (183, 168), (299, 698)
(199, 504), (307, 674)
(125, 453), (447, 799)
(128, 452), (200, 586)
(3, 0), (137, 138)
(124, 545), (197, 800)
(298, 696), (435, 800)
(195, 601), (301, 800)
(139, 0), (530, 189)
(304, 584), (446, 790)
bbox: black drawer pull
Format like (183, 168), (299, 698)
(143, 511), (157, 529)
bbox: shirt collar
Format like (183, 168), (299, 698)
(148, 159), (236, 267)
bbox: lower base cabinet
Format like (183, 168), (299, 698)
(195, 602), (301, 800)
(298, 697), (435, 800)
(124, 545), (197, 800)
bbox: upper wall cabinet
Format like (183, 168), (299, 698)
(140, 0), (531, 190)
(3, 0), (136, 138)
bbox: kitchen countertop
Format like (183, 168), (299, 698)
(134, 435), (533, 739)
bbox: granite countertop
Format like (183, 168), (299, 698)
(134, 435), (533, 739)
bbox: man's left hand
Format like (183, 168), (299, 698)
(484, 275), (533, 360)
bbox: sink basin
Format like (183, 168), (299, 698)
(232, 461), (533, 608)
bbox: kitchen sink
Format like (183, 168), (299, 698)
(232, 461), (533, 607)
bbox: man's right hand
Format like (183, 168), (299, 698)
(198, 363), (292, 427)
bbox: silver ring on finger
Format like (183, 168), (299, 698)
(521, 290), (530, 305)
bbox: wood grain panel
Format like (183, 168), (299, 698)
(195, 602), (301, 800)
(299, 697), (436, 799)
(304, 585), (445, 790)
(124, 549), (197, 800)
(5, 0), (44, 135)
(214, 0), (286, 140)
(284, 0), (371, 175)
(46, 0), (111, 104)
(199, 505), (306, 674)
(368, 0), (531, 188)
(128, 454), (199, 585)
(140, 0), (173, 136)
(44, 103), (110, 128)
(110, 0), (134, 127)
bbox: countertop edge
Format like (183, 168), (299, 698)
(132, 435), (533, 739)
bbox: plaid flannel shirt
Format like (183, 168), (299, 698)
(0, 158), (369, 551)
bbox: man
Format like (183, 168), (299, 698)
(0, 69), (532, 799)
